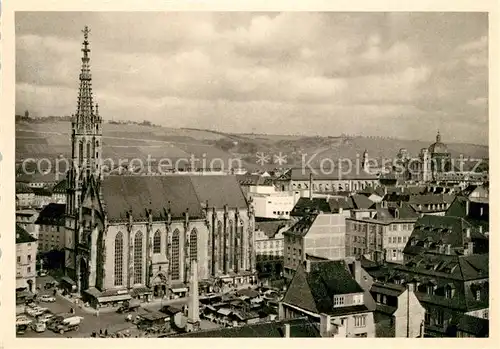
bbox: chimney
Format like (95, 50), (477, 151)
(479, 225), (483, 234)
(353, 259), (361, 284)
(479, 206), (484, 216)
(320, 313), (332, 337)
(338, 207), (343, 214)
(305, 259), (311, 273)
(465, 241), (474, 255)
(465, 228), (471, 239)
(445, 244), (452, 255)
(284, 323), (291, 338)
(407, 282), (415, 292)
(465, 200), (470, 216)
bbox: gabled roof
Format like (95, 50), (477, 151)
(35, 203), (66, 226)
(189, 175), (248, 209)
(283, 260), (365, 315)
(32, 187), (52, 197)
(374, 202), (418, 221)
(101, 175), (203, 222)
(285, 214), (318, 237)
(403, 215), (486, 256)
(453, 313), (489, 337)
(52, 179), (68, 194)
(445, 196), (489, 232)
(255, 219), (289, 238)
(16, 224), (37, 244)
(101, 175), (248, 222)
(351, 194), (375, 209)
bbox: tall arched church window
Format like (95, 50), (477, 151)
(217, 221), (223, 266)
(153, 230), (161, 253)
(86, 142), (91, 159)
(114, 232), (123, 286)
(171, 229), (180, 280)
(133, 231), (143, 284)
(190, 229), (198, 261)
(79, 141), (84, 161)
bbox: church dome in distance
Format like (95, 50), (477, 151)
(428, 131), (449, 154)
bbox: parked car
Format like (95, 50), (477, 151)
(38, 270), (47, 277)
(31, 321), (46, 333)
(38, 313), (54, 324)
(39, 295), (56, 303)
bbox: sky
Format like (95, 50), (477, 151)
(15, 12), (488, 145)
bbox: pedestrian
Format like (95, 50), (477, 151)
(104, 329), (108, 336)
(99, 329), (102, 336)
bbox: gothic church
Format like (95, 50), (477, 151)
(64, 27), (256, 303)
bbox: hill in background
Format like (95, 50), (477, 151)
(16, 120), (489, 173)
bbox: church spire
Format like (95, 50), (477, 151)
(75, 25), (95, 132)
(436, 130), (441, 143)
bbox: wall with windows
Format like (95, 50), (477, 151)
(304, 212), (348, 261)
(37, 224), (65, 252)
(283, 233), (305, 279)
(16, 240), (38, 291)
(249, 191), (297, 219)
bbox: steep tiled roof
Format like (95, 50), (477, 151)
(32, 187), (52, 197)
(283, 260), (364, 315)
(52, 179), (68, 194)
(255, 219), (289, 238)
(174, 318), (321, 337)
(190, 175), (248, 209)
(403, 215), (487, 256)
(453, 313), (489, 337)
(16, 224), (37, 244)
(285, 215), (318, 237)
(101, 175), (203, 222)
(101, 175), (247, 222)
(291, 198), (331, 216)
(445, 196), (489, 232)
(35, 203), (66, 226)
(351, 194), (375, 209)
(374, 202), (418, 221)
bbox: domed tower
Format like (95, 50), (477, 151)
(428, 130), (451, 178)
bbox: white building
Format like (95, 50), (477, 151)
(16, 225), (38, 293)
(248, 186), (300, 220)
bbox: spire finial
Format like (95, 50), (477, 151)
(436, 130), (441, 143)
(82, 26), (90, 40)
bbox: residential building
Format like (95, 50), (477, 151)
(16, 183), (35, 208)
(283, 207), (350, 278)
(16, 224), (38, 293)
(254, 219), (290, 278)
(247, 185), (299, 220)
(51, 179), (68, 204)
(35, 203), (66, 252)
(280, 259), (376, 337)
(370, 282), (425, 337)
(16, 209), (40, 239)
(346, 201), (419, 263)
(32, 187), (53, 209)
(278, 167), (379, 194)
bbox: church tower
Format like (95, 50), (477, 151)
(66, 26), (103, 216)
(65, 26), (103, 283)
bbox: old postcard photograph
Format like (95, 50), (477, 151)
(0, 0), (498, 346)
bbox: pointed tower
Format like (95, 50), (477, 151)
(67, 25), (103, 216)
(186, 259), (200, 332)
(65, 26), (103, 285)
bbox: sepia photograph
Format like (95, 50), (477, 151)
(10, 10), (490, 339)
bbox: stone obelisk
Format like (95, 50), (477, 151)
(186, 259), (200, 332)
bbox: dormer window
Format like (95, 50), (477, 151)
(444, 285), (455, 299)
(333, 295), (345, 307)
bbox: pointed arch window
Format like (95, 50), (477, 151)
(133, 231), (143, 284)
(190, 229), (198, 261)
(171, 229), (180, 280)
(79, 141), (84, 161)
(114, 232), (123, 286)
(86, 142), (91, 159)
(217, 221), (223, 266)
(153, 230), (161, 253)
(229, 220), (234, 267)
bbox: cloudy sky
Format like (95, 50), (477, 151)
(16, 12), (488, 144)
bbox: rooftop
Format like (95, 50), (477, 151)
(16, 224), (37, 244)
(35, 203), (66, 226)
